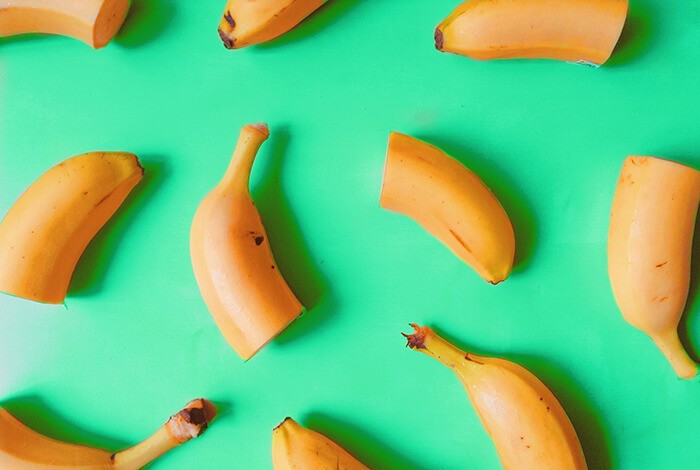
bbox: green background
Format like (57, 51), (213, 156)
(1, 1), (699, 468)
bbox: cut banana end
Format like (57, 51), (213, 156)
(217, 0), (325, 49)
(435, 0), (628, 66)
(380, 132), (515, 284)
(0, 0), (131, 48)
(0, 398), (216, 469)
(272, 417), (370, 470)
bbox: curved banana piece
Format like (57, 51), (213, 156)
(0, 152), (143, 304)
(380, 132), (515, 284)
(272, 417), (369, 470)
(404, 325), (587, 470)
(190, 123), (303, 360)
(0, 0), (130, 48)
(0, 398), (216, 469)
(435, 0), (628, 66)
(608, 156), (700, 379)
(217, 0), (325, 49)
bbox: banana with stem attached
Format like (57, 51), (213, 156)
(404, 324), (587, 470)
(217, 0), (325, 49)
(608, 156), (700, 379)
(435, 0), (628, 66)
(0, 398), (216, 469)
(0, 0), (130, 48)
(190, 123), (304, 360)
(272, 417), (369, 470)
(380, 132), (515, 284)
(0, 152), (143, 304)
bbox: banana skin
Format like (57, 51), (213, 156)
(608, 156), (700, 379)
(380, 132), (515, 284)
(435, 0), (628, 66)
(0, 0), (130, 48)
(404, 325), (587, 470)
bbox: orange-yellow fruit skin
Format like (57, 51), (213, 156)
(608, 156), (700, 379)
(218, 0), (325, 49)
(436, 0), (628, 65)
(380, 132), (515, 284)
(0, 0), (130, 48)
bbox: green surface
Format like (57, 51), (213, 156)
(1, 1), (700, 468)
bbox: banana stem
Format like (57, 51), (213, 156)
(219, 123), (270, 193)
(111, 399), (216, 470)
(403, 324), (479, 378)
(651, 332), (698, 379)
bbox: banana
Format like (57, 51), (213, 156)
(0, 398), (216, 469)
(0, 0), (130, 48)
(608, 156), (700, 379)
(404, 324), (587, 470)
(0, 152), (143, 304)
(272, 417), (369, 470)
(190, 123), (303, 360)
(217, 0), (325, 49)
(435, 0), (628, 66)
(380, 132), (515, 284)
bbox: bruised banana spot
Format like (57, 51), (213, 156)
(448, 229), (472, 253)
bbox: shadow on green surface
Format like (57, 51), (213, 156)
(115, 0), (176, 48)
(69, 157), (168, 298)
(251, 129), (332, 345)
(414, 134), (538, 274)
(606, 3), (654, 67)
(1, 395), (128, 451)
(304, 413), (426, 470)
(430, 325), (614, 470)
(257, 0), (364, 50)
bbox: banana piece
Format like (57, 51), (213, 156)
(404, 324), (587, 470)
(380, 132), (515, 284)
(217, 0), (325, 49)
(0, 152), (143, 304)
(0, 398), (216, 469)
(0, 0), (130, 48)
(272, 417), (369, 470)
(608, 156), (700, 379)
(190, 123), (303, 360)
(435, 0), (628, 66)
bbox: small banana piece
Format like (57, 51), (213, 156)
(435, 0), (628, 66)
(404, 324), (587, 470)
(608, 156), (700, 379)
(0, 0), (130, 48)
(217, 0), (325, 49)
(0, 152), (143, 304)
(380, 132), (515, 284)
(272, 417), (369, 470)
(190, 123), (304, 360)
(0, 398), (216, 469)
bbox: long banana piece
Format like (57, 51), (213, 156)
(218, 0), (325, 49)
(404, 324), (587, 470)
(436, 0), (628, 66)
(380, 132), (515, 284)
(272, 417), (369, 470)
(0, 398), (216, 469)
(0, 152), (143, 304)
(190, 123), (304, 360)
(0, 0), (130, 48)
(608, 156), (700, 379)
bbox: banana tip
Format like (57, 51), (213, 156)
(218, 29), (234, 49)
(249, 122), (270, 138)
(434, 28), (444, 51)
(168, 399), (217, 442)
(273, 417), (293, 431)
(402, 323), (428, 349)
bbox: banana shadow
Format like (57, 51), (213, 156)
(256, 0), (365, 50)
(605, 2), (654, 67)
(115, 0), (176, 48)
(429, 325), (614, 470)
(69, 156), (168, 298)
(0, 395), (129, 451)
(303, 413), (426, 470)
(251, 129), (332, 345)
(414, 134), (538, 274)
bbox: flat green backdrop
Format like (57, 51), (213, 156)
(1, 1), (700, 468)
